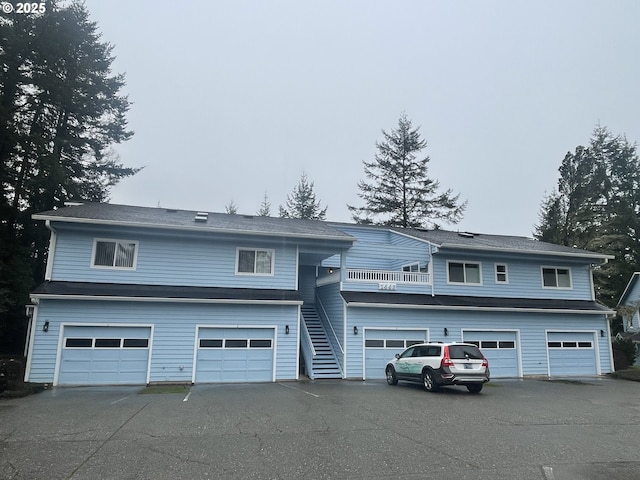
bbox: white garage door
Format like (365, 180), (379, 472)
(58, 325), (151, 385)
(195, 327), (275, 383)
(364, 329), (428, 379)
(463, 331), (519, 378)
(547, 332), (597, 376)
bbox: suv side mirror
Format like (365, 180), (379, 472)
(395, 353), (400, 359)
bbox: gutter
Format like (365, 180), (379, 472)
(438, 243), (614, 261)
(345, 302), (615, 315)
(29, 293), (303, 306)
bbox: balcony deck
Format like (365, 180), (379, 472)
(345, 268), (430, 285)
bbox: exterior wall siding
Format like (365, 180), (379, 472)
(298, 266), (317, 304)
(326, 226), (431, 271)
(50, 226), (298, 289)
(345, 306), (612, 379)
(27, 299), (299, 384)
(432, 251), (594, 300)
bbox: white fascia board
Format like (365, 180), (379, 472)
(437, 243), (614, 261)
(346, 302), (615, 315)
(30, 293), (303, 305)
(31, 214), (356, 243)
(617, 272), (640, 307)
(389, 229), (440, 247)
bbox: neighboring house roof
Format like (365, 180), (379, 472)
(395, 228), (613, 261)
(618, 272), (640, 306)
(31, 281), (303, 304)
(341, 291), (614, 314)
(32, 203), (356, 242)
(617, 331), (640, 343)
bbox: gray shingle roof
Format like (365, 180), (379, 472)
(393, 228), (613, 260)
(33, 202), (355, 242)
(341, 291), (613, 313)
(32, 281), (302, 303)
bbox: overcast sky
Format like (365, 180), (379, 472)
(84, 0), (640, 237)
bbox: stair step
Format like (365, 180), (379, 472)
(303, 303), (342, 379)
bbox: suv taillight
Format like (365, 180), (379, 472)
(440, 346), (454, 367)
(482, 357), (489, 367)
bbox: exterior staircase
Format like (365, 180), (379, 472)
(301, 304), (342, 379)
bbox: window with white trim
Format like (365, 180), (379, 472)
(236, 248), (274, 275)
(92, 239), (138, 269)
(495, 263), (508, 283)
(402, 262), (420, 272)
(447, 261), (482, 284)
(542, 267), (572, 288)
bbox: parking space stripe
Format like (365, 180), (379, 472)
(277, 382), (320, 398)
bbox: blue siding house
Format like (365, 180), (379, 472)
(24, 203), (615, 386)
(617, 272), (640, 363)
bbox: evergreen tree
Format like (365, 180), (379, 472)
(256, 193), (271, 216)
(0, 1), (137, 352)
(279, 173), (327, 220)
(535, 125), (640, 306)
(225, 201), (238, 214)
(348, 113), (465, 228)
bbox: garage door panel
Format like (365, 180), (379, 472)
(547, 332), (596, 376)
(464, 331), (519, 378)
(195, 327), (275, 383)
(364, 329), (428, 380)
(58, 326), (151, 386)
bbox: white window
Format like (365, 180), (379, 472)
(236, 248), (274, 275)
(402, 262), (420, 272)
(495, 263), (508, 283)
(92, 239), (138, 269)
(542, 267), (572, 289)
(447, 261), (482, 285)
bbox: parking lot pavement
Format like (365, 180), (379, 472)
(1, 378), (640, 480)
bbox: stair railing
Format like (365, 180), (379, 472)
(300, 313), (316, 379)
(316, 298), (344, 355)
(315, 296), (344, 374)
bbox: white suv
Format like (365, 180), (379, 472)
(385, 342), (490, 393)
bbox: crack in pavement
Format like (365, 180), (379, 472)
(65, 402), (150, 480)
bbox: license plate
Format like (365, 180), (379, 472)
(464, 363), (472, 369)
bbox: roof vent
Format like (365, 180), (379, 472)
(194, 212), (208, 223)
(458, 232), (475, 238)
(64, 201), (84, 207)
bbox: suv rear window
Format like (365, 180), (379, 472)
(449, 345), (483, 359)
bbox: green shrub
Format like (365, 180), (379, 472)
(612, 337), (638, 370)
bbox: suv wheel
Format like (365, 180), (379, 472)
(466, 384), (483, 394)
(386, 366), (398, 385)
(422, 369), (439, 392)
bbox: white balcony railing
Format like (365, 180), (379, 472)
(345, 268), (430, 285)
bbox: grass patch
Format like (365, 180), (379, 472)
(139, 384), (191, 394)
(484, 382), (501, 388)
(610, 366), (640, 382)
(0, 356), (46, 399)
(0, 383), (46, 399)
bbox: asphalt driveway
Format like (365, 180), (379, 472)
(1, 378), (640, 480)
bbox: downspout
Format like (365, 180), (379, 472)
(341, 249), (348, 378)
(429, 244), (435, 297)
